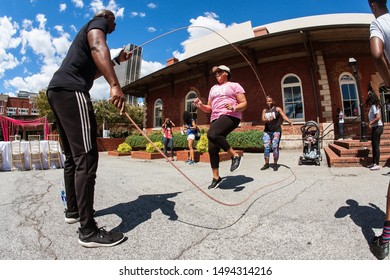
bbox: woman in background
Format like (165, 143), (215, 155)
(365, 89), (384, 171)
(162, 117), (175, 161)
(261, 96), (293, 171)
(183, 111), (197, 165)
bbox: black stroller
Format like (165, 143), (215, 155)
(298, 120), (322, 166)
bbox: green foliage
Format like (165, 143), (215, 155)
(36, 90), (56, 123)
(93, 100), (144, 137)
(116, 142), (132, 153)
(196, 134), (208, 153)
(227, 130), (264, 150)
(124, 130), (264, 152)
(146, 141), (164, 153)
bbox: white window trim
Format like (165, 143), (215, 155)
(281, 74), (305, 122)
(339, 72), (360, 119)
(153, 99), (163, 128)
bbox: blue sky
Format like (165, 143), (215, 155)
(0, 0), (373, 100)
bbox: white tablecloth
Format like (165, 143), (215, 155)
(0, 140), (65, 171)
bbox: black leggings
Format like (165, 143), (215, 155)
(207, 115), (240, 169)
(371, 125), (383, 165)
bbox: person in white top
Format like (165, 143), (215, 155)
(368, 0), (390, 260)
(336, 108), (344, 140)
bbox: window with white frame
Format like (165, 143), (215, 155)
(185, 91), (198, 119)
(339, 74), (359, 117)
(154, 99), (163, 127)
(0, 101), (4, 114)
(282, 75), (304, 121)
(7, 107), (16, 116)
(18, 108), (29, 115)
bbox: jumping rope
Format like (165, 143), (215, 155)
(120, 25), (298, 206)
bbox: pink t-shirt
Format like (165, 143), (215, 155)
(208, 82), (244, 122)
(163, 127), (173, 139)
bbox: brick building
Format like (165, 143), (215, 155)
(124, 14), (383, 141)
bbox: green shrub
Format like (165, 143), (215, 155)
(116, 142), (132, 153)
(124, 129), (264, 152)
(146, 141), (164, 153)
(196, 134), (208, 153)
(227, 130), (264, 150)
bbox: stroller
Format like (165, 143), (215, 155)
(298, 120), (322, 166)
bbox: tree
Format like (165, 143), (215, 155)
(36, 89), (56, 123)
(93, 99), (144, 137)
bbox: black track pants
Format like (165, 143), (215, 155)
(47, 89), (98, 233)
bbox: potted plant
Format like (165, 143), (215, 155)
(108, 142), (132, 156)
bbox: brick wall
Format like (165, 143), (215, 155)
(97, 138), (126, 152)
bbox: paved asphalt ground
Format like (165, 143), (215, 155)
(0, 150), (389, 261)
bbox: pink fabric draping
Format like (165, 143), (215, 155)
(0, 115), (50, 141)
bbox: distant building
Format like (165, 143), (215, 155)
(114, 43), (143, 106)
(0, 90), (39, 117)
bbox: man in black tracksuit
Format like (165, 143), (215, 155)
(47, 9), (131, 248)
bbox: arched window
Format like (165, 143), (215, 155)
(282, 74), (304, 121)
(154, 99), (163, 127)
(185, 91), (198, 120)
(339, 74), (359, 117)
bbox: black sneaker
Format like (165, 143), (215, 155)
(230, 155), (242, 172)
(370, 236), (389, 260)
(78, 227), (125, 248)
(273, 164), (279, 171)
(64, 209), (80, 224)
(208, 177), (222, 189)
(261, 163), (270, 170)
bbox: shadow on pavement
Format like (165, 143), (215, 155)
(95, 192), (181, 233)
(219, 175), (254, 191)
(334, 199), (385, 243)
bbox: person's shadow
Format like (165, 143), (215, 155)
(95, 192), (180, 233)
(334, 199), (385, 243)
(218, 175), (254, 191)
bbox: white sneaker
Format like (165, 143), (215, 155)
(370, 164), (381, 171)
(367, 164), (375, 169)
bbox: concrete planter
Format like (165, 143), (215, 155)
(107, 151), (131, 157)
(131, 151), (165, 160)
(176, 150), (243, 163)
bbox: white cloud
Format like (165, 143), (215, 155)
(72, 0), (84, 8)
(89, 0), (124, 18)
(139, 60), (163, 78)
(147, 27), (156, 32)
(130, 11), (145, 18)
(59, 3), (67, 12)
(36, 14), (47, 29)
(54, 25), (64, 33)
(0, 16), (21, 78)
(173, 12), (227, 60)
(70, 25), (77, 33)
(147, 3), (157, 9)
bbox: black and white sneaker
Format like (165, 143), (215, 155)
(230, 155), (242, 172)
(78, 227), (125, 248)
(208, 177), (222, 189)
(64, 209), (80, 224)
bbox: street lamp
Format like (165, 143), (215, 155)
(348, 57), (368, 142)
